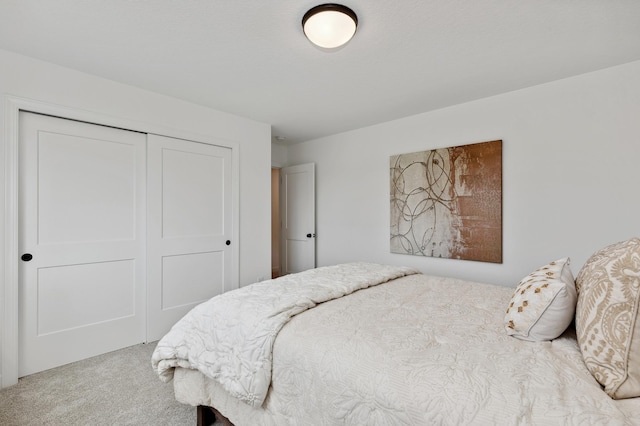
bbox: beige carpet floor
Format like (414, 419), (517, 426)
(0, 342), (202, 425)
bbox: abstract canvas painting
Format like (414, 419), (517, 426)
(390, 140), (502, 263)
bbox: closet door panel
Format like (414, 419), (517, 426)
(162, 148), (225, 238)
(161, 252), (224, 310)
(36, 131), (136, 244)
(19, 112), (146, 377)
(36, 260), (136, 334)
(147, 134), (232, 341)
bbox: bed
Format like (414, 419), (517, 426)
(152, 239), (640, 425)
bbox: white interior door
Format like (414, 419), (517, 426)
(146, 134), (233, 341)
(18, 112), (146, 377)
(281, 163), (316, 275)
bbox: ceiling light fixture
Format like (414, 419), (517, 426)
(302, 4), (358, 49)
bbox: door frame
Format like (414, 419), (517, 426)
(1, 96), (240, 388)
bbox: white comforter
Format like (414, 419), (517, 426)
(151, 262), (419, 407)
(171, 273), (640, 425)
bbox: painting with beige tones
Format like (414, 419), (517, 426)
(390, 140), (502, 263)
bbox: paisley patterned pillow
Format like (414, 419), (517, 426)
(575, 237), (640, 399)
(504, 258), (577, 341)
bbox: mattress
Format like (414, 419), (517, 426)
(170, 274), (640, 425)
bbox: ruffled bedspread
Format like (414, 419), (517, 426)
(151, 262), (419, 407)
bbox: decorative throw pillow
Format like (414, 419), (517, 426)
(575, 237), (640, 399)
(504, 258), (577, 341)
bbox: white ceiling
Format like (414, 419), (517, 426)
(1, 1), (639, 145)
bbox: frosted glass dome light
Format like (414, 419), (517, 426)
(302, 4), (358, 49)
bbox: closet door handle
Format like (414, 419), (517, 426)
(21, 253), (33, 262)
(226, 240), (231, 246)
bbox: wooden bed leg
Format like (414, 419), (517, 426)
(197, 405), (216, 426)
(196, 405), (235, 426)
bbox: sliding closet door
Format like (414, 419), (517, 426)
(18, 112), (146, 376)
(146, 134), (232, 341)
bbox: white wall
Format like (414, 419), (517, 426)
(286, 60), (640, 287)
(271, 142), (288, 168)
(0, 49), (273, 382)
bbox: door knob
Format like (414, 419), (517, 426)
(306, 234), (312, 238)
(226, 240), (231, 246)
(21, 253), (33, 262)
(306, 233), (316, 238)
